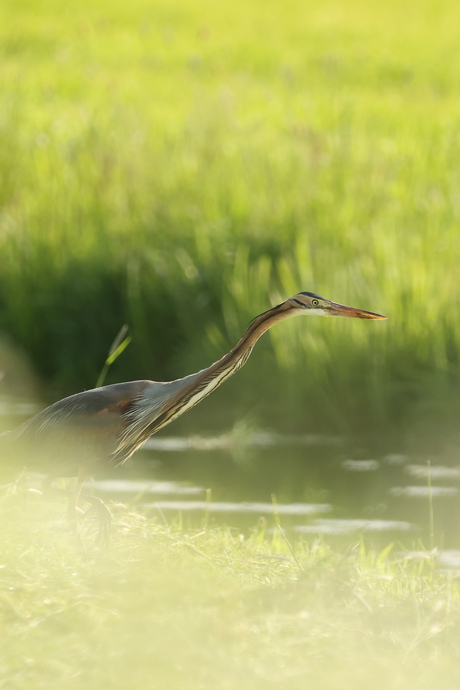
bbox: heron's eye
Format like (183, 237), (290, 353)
(311, 299), (319, 307)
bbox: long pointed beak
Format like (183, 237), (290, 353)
(327, 301), (387, 320)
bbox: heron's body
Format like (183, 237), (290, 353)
(8, 340), (254, 477)
(3, 291), (386, 541)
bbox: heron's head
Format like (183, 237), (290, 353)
(287, 292), (387, 320)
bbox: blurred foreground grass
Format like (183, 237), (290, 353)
(1, 492), (460, 689)
(1, 0), (460, 435)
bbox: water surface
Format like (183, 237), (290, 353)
(3, 398), (460, 555)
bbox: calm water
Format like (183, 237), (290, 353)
(2, 397), (460, 557)
(97, 431), (460, 554)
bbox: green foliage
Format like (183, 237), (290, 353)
(1, 495), (460, 690)
(95, 324), (131, 388)
(0, 0), (459, 433)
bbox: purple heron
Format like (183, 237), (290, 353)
(3, 291), (386, 542)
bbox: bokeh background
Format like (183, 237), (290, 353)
(1, 0), (460, 445)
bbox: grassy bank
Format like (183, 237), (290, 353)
(1, 494), (460, 689)
(0, 0), (460, 434)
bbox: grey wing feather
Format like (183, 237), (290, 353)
(5, 381), (153, 474)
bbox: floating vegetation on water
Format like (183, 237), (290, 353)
(390, 486), (458, 498)
(405, 465), (460, 480)
(295, 518), (414, 534)
(341, 459), (380, 471)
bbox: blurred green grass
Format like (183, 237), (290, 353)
(0, 0), (460, 434)
(2, 494), (460, 690)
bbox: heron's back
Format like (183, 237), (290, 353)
(4, 380), (153, 477)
